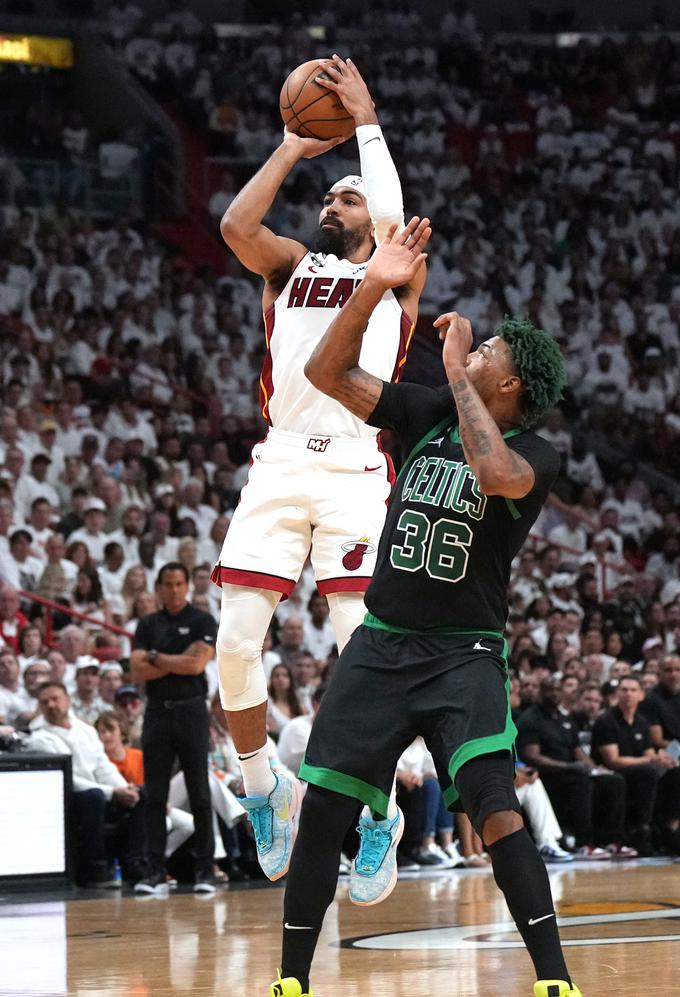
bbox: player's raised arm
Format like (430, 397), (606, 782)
(435, 313), (566, 500)
(220, 129), (347, 285)
(316, 56), (404, 244)
(305, 218), (430, 421)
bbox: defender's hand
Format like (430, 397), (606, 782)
(365, 216), (430, 289)
(434, 311), (473, 376)
(315, 55), (378, 126)
(282, 126), (349, 160)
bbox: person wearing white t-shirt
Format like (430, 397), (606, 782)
(177, 480), (217, 539)
(548, 511), (588, 555)
(277, 686), (325, 774)
(98, 134), (138, 180)
(98, 542), (128, 600)
(108, 503), (146, 564)
(23, 497), (55, 562)
(303, 591), (336, 663)
(0, 649), (32, 725)
(208, 171), (236, 220)
(13, 453), (60, 521)
(537, 409), (571, 459)
(0, 529), (43, 591)
(29, 681), (144, 886)
(624, 373), (666, 426)
(147, 510), (179, 563)
(68, 498), (109, 565)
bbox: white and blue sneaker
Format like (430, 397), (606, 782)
(539, 843), (575, 864)
(349, 807), (404, 906)
(241, 772), (303, 881)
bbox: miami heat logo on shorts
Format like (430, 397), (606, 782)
(341, 536), (376, 571)
(307, 437), (331, 452)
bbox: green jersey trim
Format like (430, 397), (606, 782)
(363, 612), (504, 639)
(505, 498), (522, 520)
(443, 641), (516, 807)
(447, 424), (525, 519)
(298, 759), (390, 816)
(396, 414), (453, 482)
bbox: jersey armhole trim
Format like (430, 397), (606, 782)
(397, 414), (453, 482)
(505, 498), (522, 520)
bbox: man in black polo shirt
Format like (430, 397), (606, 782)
(517, 675), (628, 857)
(594, 674), (680, 855)
(130, 561), (218, 894)
(639, 653), (680, 748)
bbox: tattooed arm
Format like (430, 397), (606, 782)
(435, 311), (535, 499)
(304, 217), (430, 421)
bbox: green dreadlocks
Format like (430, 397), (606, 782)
(497, 316), (568, 427)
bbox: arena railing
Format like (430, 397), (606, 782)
(17, 589), (133, 648)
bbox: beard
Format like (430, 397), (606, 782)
(311, 220), (372, 258)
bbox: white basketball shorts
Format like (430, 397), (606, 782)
(211, 428), (394, 598)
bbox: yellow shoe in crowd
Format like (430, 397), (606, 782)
(269, 971), (313, 997)
(534, 981), (583, 997)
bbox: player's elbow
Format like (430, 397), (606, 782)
(220, 207), (253, 249)
(220, 210), (239, 246)
(476, 466), (532, 500)
(304, 357), (330, 394)
(469, 463), (506, 496)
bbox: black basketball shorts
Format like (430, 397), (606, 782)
(298, 622), (517, 816)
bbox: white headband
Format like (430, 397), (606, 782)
(329, 175), (366, 199)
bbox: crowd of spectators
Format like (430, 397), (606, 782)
(0, 4), (679, 883)
(0, 63), (144, 214)
(109, 5), (680, 470)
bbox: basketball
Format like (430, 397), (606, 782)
(280, 59), (355, 141)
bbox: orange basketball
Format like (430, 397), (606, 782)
(280, 59), (355, 141)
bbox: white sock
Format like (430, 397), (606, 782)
(238, 744), (276, 798)
(365, 782), (398, 823)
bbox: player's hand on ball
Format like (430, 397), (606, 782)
(315, 55), (378, 126)
(434, 311), (473, 373)
(366, 216), (431, 289)
(282, 125), (349, 160)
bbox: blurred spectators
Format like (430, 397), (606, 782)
(2, 8), (680, 884)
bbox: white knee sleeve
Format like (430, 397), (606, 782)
(217, 585), (280, 710)
(327, 591), (366, 652)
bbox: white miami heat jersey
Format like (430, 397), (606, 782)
(259, 252), (414, 437)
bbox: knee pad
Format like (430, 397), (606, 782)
(455, 751), (522, 838)
(218, 636), (269, 708)
(216, 585), (278, 709)
(327, 591), (366, 652)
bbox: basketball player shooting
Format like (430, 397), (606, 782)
(269, 219), (582, 997)
(214, 56), (426, 883)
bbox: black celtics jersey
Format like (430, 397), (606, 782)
(364, 380), (560, 632)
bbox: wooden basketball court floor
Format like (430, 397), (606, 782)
(2, 859), (679, 996)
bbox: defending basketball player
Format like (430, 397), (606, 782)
(214, 56), (426, 881)
(269, 219), (582, 997)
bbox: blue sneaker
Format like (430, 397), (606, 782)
(349, 807), (404, 906)
(241, 772), (303, 881)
